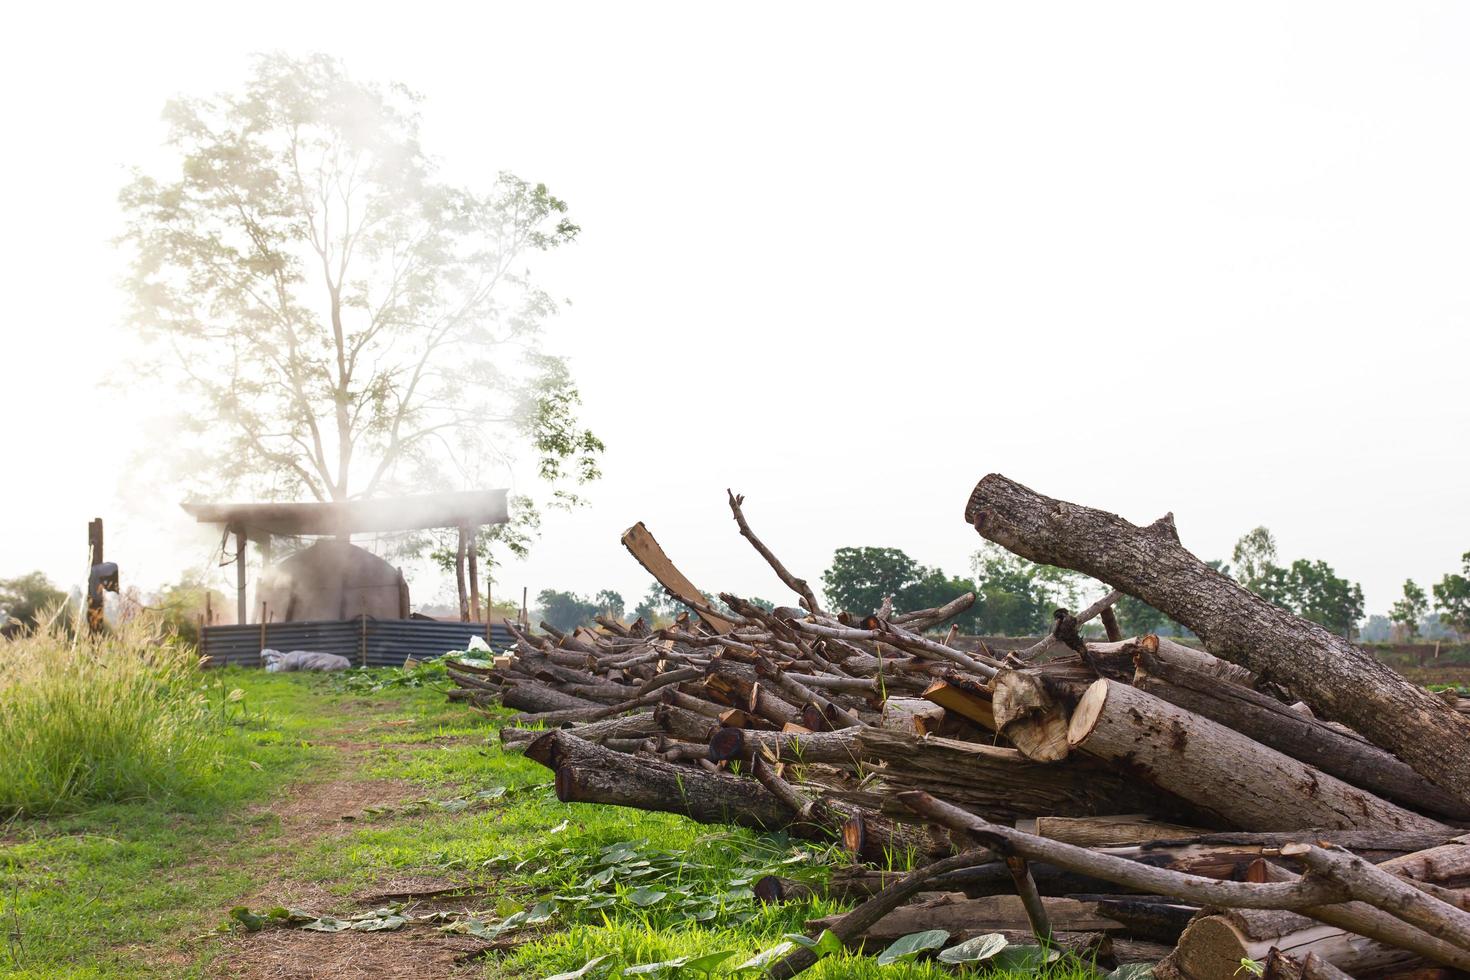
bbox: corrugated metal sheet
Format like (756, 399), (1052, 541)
(201, 618), (513, 668)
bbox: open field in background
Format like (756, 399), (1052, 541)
(0, 667), (1100, 979)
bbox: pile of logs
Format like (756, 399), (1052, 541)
(444, 479), (1470, 980)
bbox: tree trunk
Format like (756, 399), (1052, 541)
(1133, 645), (1470, 821)
(466, 526), (481, 622)
(1066, 680), (1446, 832)
(965, 473), (1470, 808)
(455, 526), (469, 622)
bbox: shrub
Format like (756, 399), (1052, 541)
(0, 618), (227, 816)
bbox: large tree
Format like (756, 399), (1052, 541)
(120, 54), (602, 549)
(1433, 552), (1470, 637)
(1258, 558), (1365, 639)
(1230, 526), (1278, 593)
(1390, 579), (1429, 640)
(821, 547), (983, 630)
(969, 543), (1084, 636)
(0, 572), (66, 633)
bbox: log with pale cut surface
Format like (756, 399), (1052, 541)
(1132, 642), (1470, 821)
(1067, 679), (1447, 833)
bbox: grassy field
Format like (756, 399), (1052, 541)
(0, 665), (1100, 979)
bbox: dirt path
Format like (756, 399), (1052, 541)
(201, 699), (501, 979)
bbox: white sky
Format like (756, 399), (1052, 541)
(3, 1), (1468, 617)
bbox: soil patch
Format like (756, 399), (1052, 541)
(217, 928), (489, 979)
(206, 702), (497, 978)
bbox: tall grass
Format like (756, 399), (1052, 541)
(0, 616), (227, 817)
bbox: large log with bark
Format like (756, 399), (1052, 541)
(965, 473), (1470, 808)
(524, 729), (954, 862)
(1132, 643), (1470, 820)
(1066, 679), (1446, 833)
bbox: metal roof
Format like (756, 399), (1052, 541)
(181, 490), (509, 536)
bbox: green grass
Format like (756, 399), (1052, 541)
(0, 669), (345, 976)
(2, 666), (1107, 979)
(0, 622), (250, 817)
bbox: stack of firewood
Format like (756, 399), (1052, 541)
(443, 480), (1470, 980)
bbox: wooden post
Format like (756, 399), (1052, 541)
(466, 525), (481, 622)
(86, 518), (105, 634)
(455, 527), (469, 622)
(235, 525), (247, 626)
(259, 601), (267, 654)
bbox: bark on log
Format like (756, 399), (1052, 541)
(856, 726), (1181, 823)
(498, 680), (603, 715)
(903, 791), (1470, 974)
(1067, 679), (1446, 833)
(964, 473), (1470, 807)
(805, 893), (1126, 942)
(1133, 647), (1470, 821)
(1379, 835), (1470, 888)
(1262, 949), (1359, 980)
(526, 729), (797, 833)
(1024, 815), (1209, 847)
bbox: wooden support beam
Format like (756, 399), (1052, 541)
(235, 525), (247, 626)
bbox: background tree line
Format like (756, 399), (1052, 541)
(7, 530), (1469, 641)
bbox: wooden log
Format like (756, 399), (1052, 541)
(537, 711), (663, 746)
(1281, 842), (1470, 952)
(620, 522), (735, 633)
(1133, 645), (1470, 821)
(1379, 835), (1470, 888)
(826, 862), (1127, 904)
(750, 758), (954, 863)
(526, 730), (798, 833)
(1263, 949), (1359, 980)
(763, 848), (996, 980)
(1066, 679), (1447, 832)
(964, 473), (1470, 808)
(903, 791), (1470, 975)
(921, 675), (997, 730)
(497, 680), (605, 716)
(525, 730), (949, 859)
(1025, 815), (1209, 847)
(1167, 908), (1421, 980)
(859, 726), (1186, 823)
(992, 669), (1070, 761)
(880, 697), (945, 734)
(805, 893), (1125, 943)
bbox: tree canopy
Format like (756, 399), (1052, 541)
(1219, 528), (1364, 638)
(821, 547), (980, 628)
(120, 53), (601, 556)
(1390, 579), (1429, 640)
(1432, 553), (1470, 636)
(0, 572), (66, 632)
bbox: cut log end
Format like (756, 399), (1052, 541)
(709, 726), (746, 762)
(1067, 678), (1109, 747)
